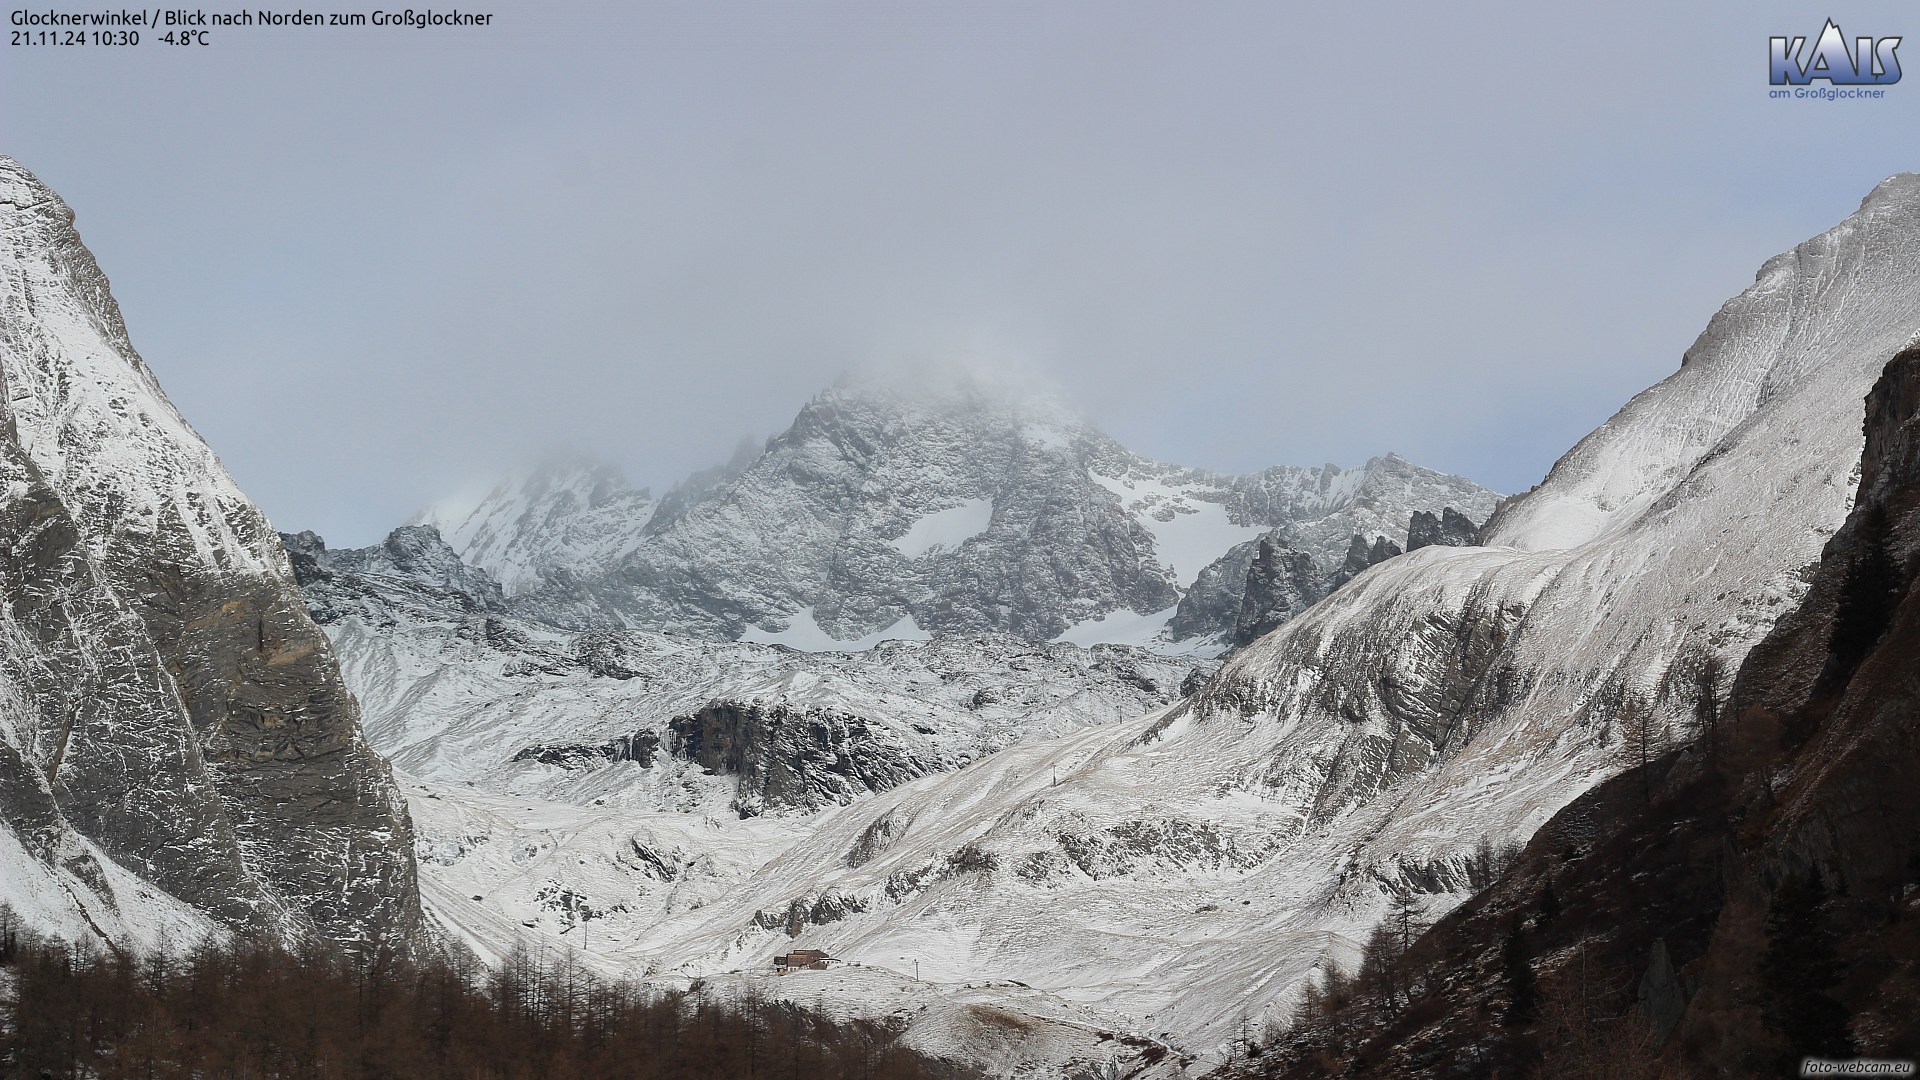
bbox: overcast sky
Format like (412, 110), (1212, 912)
(5, 1), (1918, 545)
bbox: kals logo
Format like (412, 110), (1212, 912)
(1771, 20), (1901, 85)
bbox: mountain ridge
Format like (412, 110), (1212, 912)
(416, 372), (1500, 652)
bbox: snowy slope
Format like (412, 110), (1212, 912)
(417, 458), (657, 597)
(403, 776), (1185, 1077)
(420, 371), (1499, 648)
(399, 175), (1920, 1064)
(294, 524), (1231, 1059)
(0, 156), (423, 953)
(294, 526), (1207, 818)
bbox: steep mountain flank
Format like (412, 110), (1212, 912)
(1245, 344), (1920, 1079)
(0, 157), (423, 955)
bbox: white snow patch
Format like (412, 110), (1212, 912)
(1315, 464), (1367, 510)
(1051, 605), (1177, 648)
(740, 607), (932, 652)
(1090, 472), (1266, 585)
(888, 498), (994, 558)
(1023, 423), (1072, 451)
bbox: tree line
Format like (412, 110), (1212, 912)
(0, 916), (968, 1080)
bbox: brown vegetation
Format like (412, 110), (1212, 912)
(0, 927), (969, 1080)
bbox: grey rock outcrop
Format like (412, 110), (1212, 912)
(1232, 540), (1323, 647)
(1326, 533), (1404, 592)
(1637, 938), (1686, 1045)
(1169, 457), (1498, 648)
(0, 157), (423, 955)
(1213, 508), (1482, 651)
(285, 525), (509, 624)
(669, 701), (955, 817)
(1406, 507), (1482, 551)
(1166, 535), (1272, 642)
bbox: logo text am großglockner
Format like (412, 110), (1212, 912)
(1771, 19), (1900, 88)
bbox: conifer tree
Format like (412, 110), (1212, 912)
(1617, 694), (1656, 804)
(1389, 891), (1425, 955)
(1692, 653), (1725, 759)
(1538, 880), (1561, 924)
(1761, 870), (1855, 1064)
(1501, 918), (1538, 1026)
(1821, 503), (1901, 696)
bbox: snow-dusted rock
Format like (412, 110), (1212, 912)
(1167, 456), (1501, 651)
(1405, 506), (1482, 551)
(287, 525), (510, 622)
(0, 157), (422, 954)
(1231, 539), (1323, 647)
(419, 373), (1499, 650)
(418, 457), (659, 599)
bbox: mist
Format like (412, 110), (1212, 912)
(4, 0), (1916, 544)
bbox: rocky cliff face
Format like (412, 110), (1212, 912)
(420, 375), (1499, 649)
(287, 525), (510, 623)
(1184, 513), (1454, 653)
(1325, 532), (1404, 592)
(1231, 539), (1322, 647)
(0, 157), (423, 955)
(1679, 343), (1920, 1058)
(1405, 507), (1481, 551)
(668, 700), (958, 818)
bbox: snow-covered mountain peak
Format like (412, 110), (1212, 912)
(775, 365), (1106, 471)
(414, 455), (657, 596)
(421, 369), (1499, 648)
(0, 156), (286, 581)
(1, 157), (126, 348)
(1858, 170), (1920, 213)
